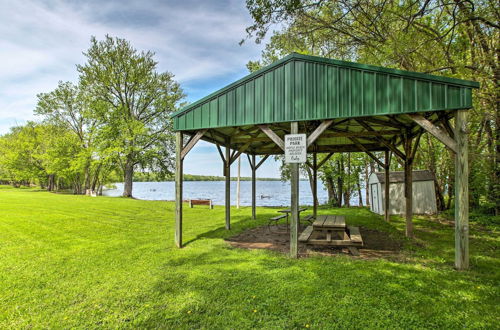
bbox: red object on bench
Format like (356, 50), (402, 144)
(189, 199), (213, 209)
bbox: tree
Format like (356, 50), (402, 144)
(35, 81), (99, 194)
(244, 0), (499, 214)
(0, 123), (81, 190)
(77, 36), (184, 197)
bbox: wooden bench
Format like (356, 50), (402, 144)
(299, 226), (314, 242)
(346, 226), (363, 256)
(347, 226), (363, 244)
(189, 199), (213, 209)
(301, 215), (314, 225)
(268, 214), (287, 228)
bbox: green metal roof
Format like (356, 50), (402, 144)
(173, 53), (479, 131)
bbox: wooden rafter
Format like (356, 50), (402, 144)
(215, 143), (225, 162)
(323, 129), (402, 138)
(349, 137), (385, 168)
(355, 119), (406, 160)
(317, 152), (334, 169)
(230, 141), (252, 164)
(246, 153), (254, 170)
(307, 119), (334, 147)
(255, 155), (269, 169)
(361, 117), (403, 129)
(255, 143), (386, 154)
(258, 124), (285, 150)
(407, 114), (457, 152)
(181, 129), (207, 160)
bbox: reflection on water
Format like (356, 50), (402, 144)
(103, 181), (366, 207)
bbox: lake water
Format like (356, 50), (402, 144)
(103, 181), (366, 207)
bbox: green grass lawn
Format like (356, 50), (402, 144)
(0, 186), (498, 328)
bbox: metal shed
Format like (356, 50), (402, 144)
(368, 170), (437, 215)
(172, 53), (479, 269)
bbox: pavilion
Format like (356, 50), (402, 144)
(171, 53), (479, 270)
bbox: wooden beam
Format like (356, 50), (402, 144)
(440, 116), (455, 139)
(455, 110), (469, 270)
(384, 150), (390, 222)
(290, 122), (299, 258)
(410, 130), (423, 161)
(403, 134), (413, 238)
(322, 129), (403, 138)
(361, 117), (404, 129)
(255, 155), (269, 169)
(317, 152), (334, 169)
(230, 141), (252, 164)
(349, 137), (385, 168)
(356, 119), (407, 160)
(215, 143), (225, 163)
(180, 129), (207, 160)
(251, 154), (256, 220)
(407, 114), (457, 152)
(230, 148), (237, 162)
(254, 143), (387, 155)
(246, 153), (254, 170)
(307, 119), (334, 147)
(175, 132), (183, 248)
(258, 124), (285, 151)
(225, 138), (231, 230)
(313, 152), (318, 218)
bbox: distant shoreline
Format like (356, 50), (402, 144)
(132, 173), (308, 182)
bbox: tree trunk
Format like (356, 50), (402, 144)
(325, 175), (337, 205)
(365, 165), (370, 206)
(337, 157), (343, 207)
(345, 153), (351, 207)
(357, 182), (363, 207)
(123, 158), (134, 198)
(305, 163), (318, 206)
(47, 174), (55, 192)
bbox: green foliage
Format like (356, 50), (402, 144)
(77, 35), (184, 197)
(1, 36), (185, 197)
(245, 0), (500, 213)
(0, 187), (498, 328)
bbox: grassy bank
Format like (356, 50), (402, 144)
(0, 186), (498, 328)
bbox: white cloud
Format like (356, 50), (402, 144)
(0, 0), (264, 134)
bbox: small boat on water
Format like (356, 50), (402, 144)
(260, 195), (271, 199)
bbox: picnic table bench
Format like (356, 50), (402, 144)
(299, 215), (363, 255)
(189, 199), (213, 209)
(268, 207), (309, 229)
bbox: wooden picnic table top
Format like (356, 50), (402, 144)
(278, 207), (307, 214)
(312, 215), (346, 229)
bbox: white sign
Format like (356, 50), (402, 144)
(285, 134), (307, 163)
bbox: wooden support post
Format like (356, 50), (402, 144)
(455, 110), (469, 270)
(290, 122), (299, 258)
(384, 150), (390, 222)
(225, 138), (231, 230)
(313, 152), (318, 218)
(404, 135), (413, 238)
(251, 154), (256, 220)
(175, 132), (183, 248)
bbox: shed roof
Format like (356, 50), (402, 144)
(374, 170), (435, 183)
(173, 53), (478, 131)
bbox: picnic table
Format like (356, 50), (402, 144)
(299, 215), (363, 255)
(268, 207), (308, 229)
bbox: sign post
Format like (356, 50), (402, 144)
(286, 129), (306, 258)
(285, 133), (307, 164)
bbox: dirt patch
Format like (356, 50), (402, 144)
(226, 224), (404, 260)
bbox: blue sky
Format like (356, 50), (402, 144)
(0, 0), (282, 177)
